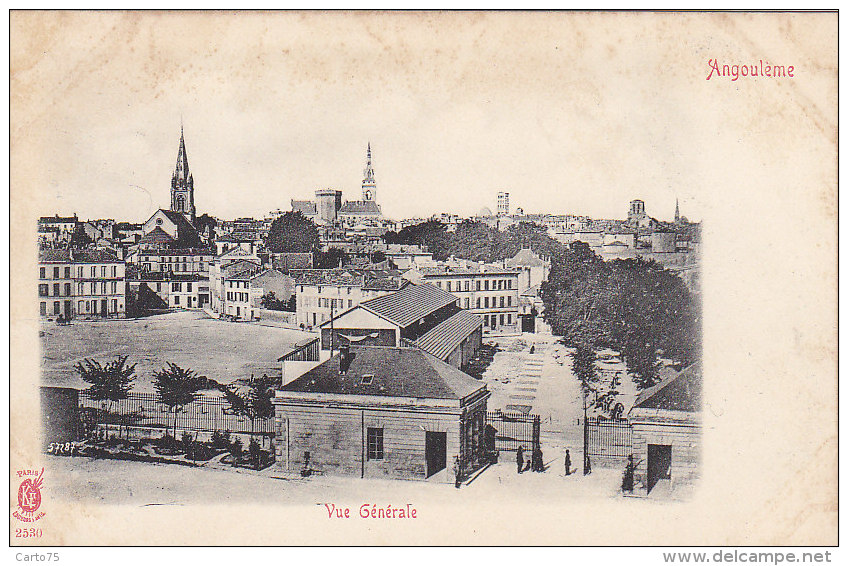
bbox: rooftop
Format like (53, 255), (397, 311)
(39, 248), (121, 264)
(632, 363), (702, 413)
(361, 283), (458, 328)
(413, 309), (483, 360)
(279, 346), (486, 401)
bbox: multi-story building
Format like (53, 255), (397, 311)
(38, 214), (78, 248)
(220, 268), (291, 321)
(137, 248), (213, 276)
(38, 249), (126, 319)
(209, 247), (263, 315)
(409, 262), (520, 334)
(168, 274), (210, 310)
(293, 269), (407, 329)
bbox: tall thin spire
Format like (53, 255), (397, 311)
(674, 198), (680, 223)
(171, 125), (196, 223)
(362, 142), (376, 201)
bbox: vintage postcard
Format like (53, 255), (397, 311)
(9, 11), (837, 546)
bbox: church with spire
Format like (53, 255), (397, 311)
(336, 143), (383, 224)
(170, 126), (196, 225)
(139, 126), (203, 250)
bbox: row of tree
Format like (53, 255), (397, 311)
(75, 355), (275, 440)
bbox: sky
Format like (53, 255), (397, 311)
(11, 12), (835, 225)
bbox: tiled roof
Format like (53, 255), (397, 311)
(414, 309), (483, 360)
(270, 253), (313, 272)
(38, 249), (71, 263)
(139, 227), (176, 245)
(293, 269), (403, 289)
(39, 248), (121, 263)
(632, 363), (701, 412)
(39, 215), (77, 224)
(505, 248), (547, 268)
(419, 264), (518, 277)
(361, 283), (458, 328)
(279, 346), (486, 401)
(338, 200), (382, 215)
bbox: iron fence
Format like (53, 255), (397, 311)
(586, 417), (631, 466)
(485, 411), (540, 452)
(79, 390), (274, 437)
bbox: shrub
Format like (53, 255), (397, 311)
(229, 438), (243, 466)
(210, 430), (231, 450)
(248, 437), (262, 469)
(157, 433), (178, 449)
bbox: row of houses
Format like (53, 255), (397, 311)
(38, 249), (126, 319)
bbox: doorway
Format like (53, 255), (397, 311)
(100, 299), (108, 316)
(647, 444), (672, 493)
(425, 432), (447, 478)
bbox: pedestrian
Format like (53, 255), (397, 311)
(533, 446), (544, 472)
(516, 445), (524, 474)
(564, 449), (572, 476)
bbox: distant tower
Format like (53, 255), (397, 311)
(497, 191), (510, 216)
(170, 126), (196, 224)
(362, 143), (377, 202)
(674, 198), (681, 223)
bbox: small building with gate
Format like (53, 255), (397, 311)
(628, 364), (701, 497)
(273, 345), (490, 484)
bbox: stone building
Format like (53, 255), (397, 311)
(628, 363), (702, 498)
(38, 249), (126, 319)
(273, 345), (490, 483)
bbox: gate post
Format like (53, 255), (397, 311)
(532, 415), (540, 451)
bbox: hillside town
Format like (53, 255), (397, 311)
(39, 127), (702, 500)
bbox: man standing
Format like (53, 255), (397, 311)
(564, 449), (572, 476)
(516, 445), (525, 474)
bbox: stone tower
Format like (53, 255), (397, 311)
(361, 142), (377, 202)
(170, 126), (196, 224)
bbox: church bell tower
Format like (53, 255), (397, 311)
(171, 126), (196, 224)
(361, 142), (377, 202)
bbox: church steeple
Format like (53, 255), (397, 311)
(171, 125), (196, 224)
(361, 142), (376, 201)
(674, 198), (681, 223)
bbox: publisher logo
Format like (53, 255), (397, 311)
(13, 468), (46, 523)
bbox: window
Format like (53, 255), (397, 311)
(464, 280), (470, 292)
(77, 283), (83, 295)
(367, 428), (384, 460)
(446, 281), (451, 292)
(78, 301), (85, 313)
(77, 267), (83, 278)
(464, 298), (470, 309)
(111, 281), (117, 294)
(500, 296), (505, 308)
(476, 280), (481, 291)
(348, 300), (353, 308)
(64, 283), (71, 296)
(507, 296), (512, 307)
(156, 283), (161, 292)
(507, 279), (512, 290)
(40, 302), (46, 316)
(361, 374), (374, 385)
(476, 298), (481, 308)
(53, 267), (60, 278)
(507, 314), (512, 325)
(90, 266), (96, 277)
(174, 296), (180, 305)
(64, 267), (70, 278)
(484, 297), (489, 308)
(38, 284), (49, 297)
(39, 267), (45, 279)
(484, 280), (489, 291)
(111, 299), (117, 312)
(101, 282), (106, 294)
(187, 282), (192, 292)
(500, 314), (505, 326)
(111, 266), (116, 278)
(172, 282), (181, 292)
(53, 302), (61, 315)
(101, 266), (106, 278)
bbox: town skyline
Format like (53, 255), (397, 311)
(40, 123), (698, 225)
(20, 12), (713, 225)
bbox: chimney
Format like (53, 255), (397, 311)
(339, 344), (352, 375)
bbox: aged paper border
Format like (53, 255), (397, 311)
(9, 10), (838, 546)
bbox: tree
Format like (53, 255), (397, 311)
(315, 247), (346, 269)
(265, 211), (320, 254)
(221, 375), (275, 455)
(70, 225), (94, 248)
(74, 355), (136, 439)
(153, 363), (204, 438)
(260, 291), (286, 311)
